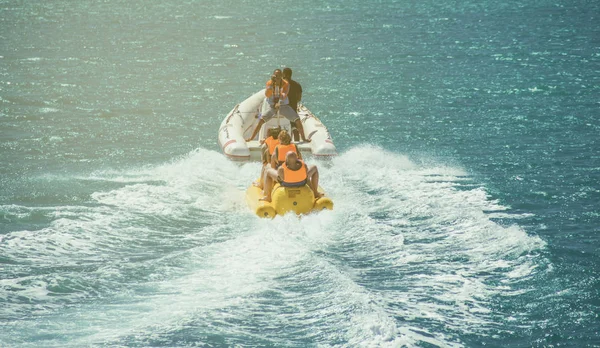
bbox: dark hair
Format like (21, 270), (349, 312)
(283, 67), (292, 78)
(269, 127), (281, 138)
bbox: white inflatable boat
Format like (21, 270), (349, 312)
(217, 90), (337, 161)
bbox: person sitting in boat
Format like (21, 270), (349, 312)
(260, 151), (323, 203)
(245, 69), (311, 143)
(270, 130), (302, 169)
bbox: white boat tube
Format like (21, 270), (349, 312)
(218, 90), (337, 161)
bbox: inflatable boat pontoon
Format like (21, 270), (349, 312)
(218, 90), (337, 161)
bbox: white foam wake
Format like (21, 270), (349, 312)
(0, 146), (548, 347)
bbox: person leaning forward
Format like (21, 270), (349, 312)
(245, 69), (311, 143)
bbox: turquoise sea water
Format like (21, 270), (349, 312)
(1, 0), (599, 347)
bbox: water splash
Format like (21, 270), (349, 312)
(0, 146), (548, 347)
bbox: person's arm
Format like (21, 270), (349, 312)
(280, 80), (289, 100)
(295, 144), (302, 160)
(271, 148), (278, 168)
(277, 166), (285, 181)
(265, 80), (273, 98)
(298, 83), (302, 103)
(261, 148), (268, 164)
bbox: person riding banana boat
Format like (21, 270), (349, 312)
(255, 129), (299, 190)
(261, 127), (281, 165)
(245, 150), (333, 216)
(260, 150), (323, 203)
(253, 127), (281, 188)
(246, 131), (332, 217)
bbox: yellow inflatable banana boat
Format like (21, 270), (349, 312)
(246, 182), (333, 218)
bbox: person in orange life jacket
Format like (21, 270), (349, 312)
(245, 69), (311, 143)
(282, 67), (305, 142)
(260, 127), (281, 164)
(270, 130), (302, 170)
(259, 151), (323, 202)
(253, 127), (281, 189)
(255, 130), (300, 190)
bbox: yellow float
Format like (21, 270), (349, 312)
(246, 182), (333, 218)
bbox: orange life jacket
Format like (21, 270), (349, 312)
(264, 136), (280, 155)
(265, 79), (290, 105)
(274, 144), (299, 166)
(281, 160), (308, 187)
